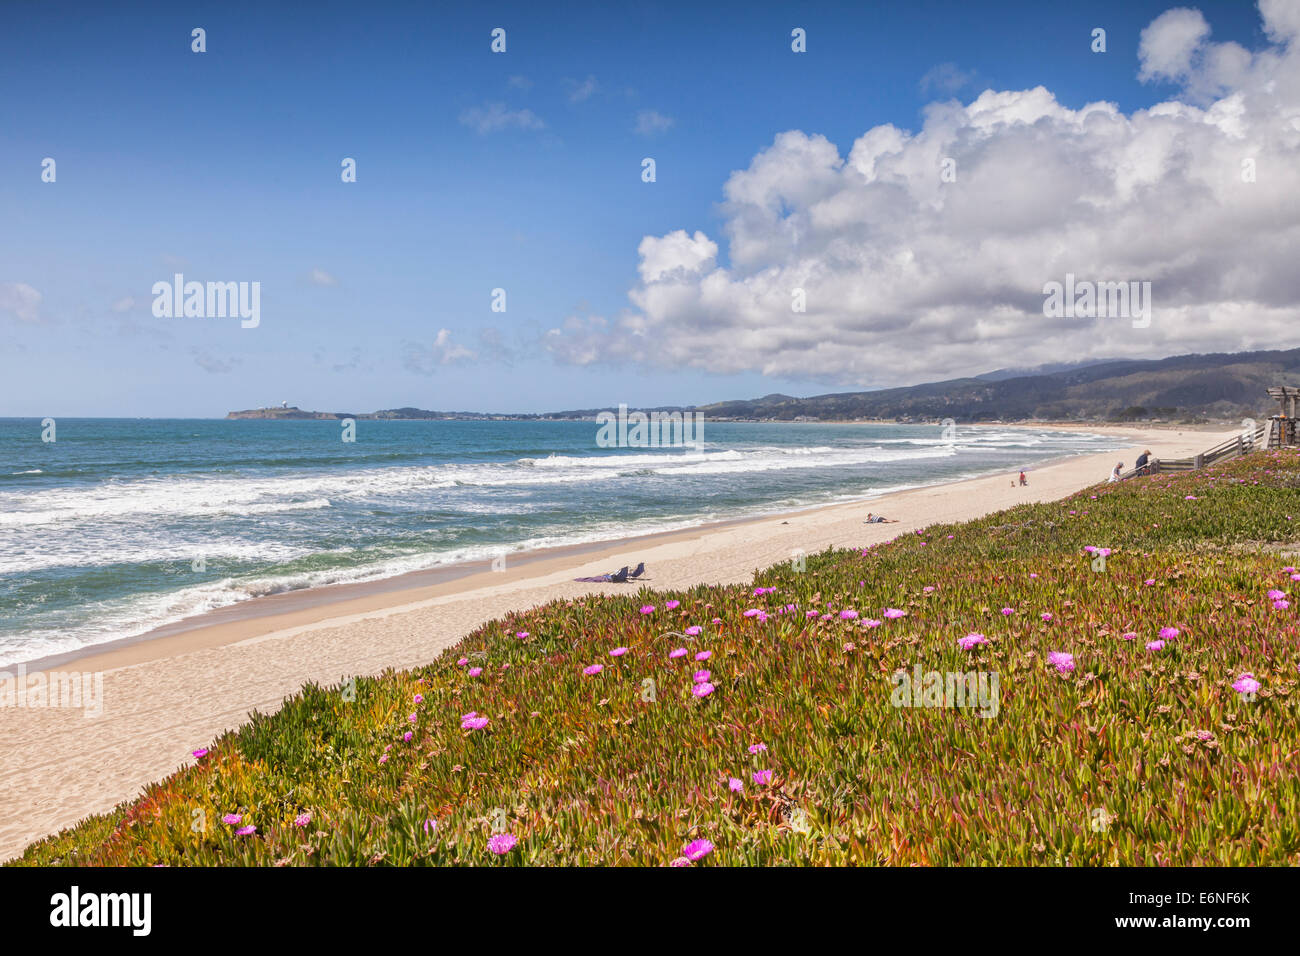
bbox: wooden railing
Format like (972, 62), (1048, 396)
(1118, 421), (1268, 480)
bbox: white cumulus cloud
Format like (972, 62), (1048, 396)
(545, 3), (1300, 387)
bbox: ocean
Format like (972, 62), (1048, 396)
(0, 418), (1121, 665)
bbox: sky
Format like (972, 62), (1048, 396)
(1, 0), (1295, 417)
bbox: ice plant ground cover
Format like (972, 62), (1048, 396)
(12, 452), (1300, 866)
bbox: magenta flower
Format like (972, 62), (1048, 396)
(692, 682), (715, 698)
(685, 626), (702, 636)
(711, 617), (722, 624)
(408, 712), (417, 724)
(743, 608), (763, 618)
(839, 609), (859, 620)
(609, 646), (628, 657)
(1267, 589), (1286, 600)
(403, 731), (413, 742)
(516, 631), (529, 639)
(456, 657), (469, 666)
(693, 670), (711, 683)
(379, 754), (389, 764)
(235, 825), (256, 837)
(640, 605), (656, 614)
(922, 586), (936, 593)
(1232, 673), (1261, 695)
(728, 777), (744, 793)
(957, 633), (987, 650)
(1158, 626), (1179, 640)
(1144, 579), (1156, 586)
(1121, 631), (1137, 641)
(1046, 651), (1075, 675)
(665, 600), (680, 610)
(669, 856), (692, 867)
(683, 838), (714, 862)
(747, 743), (767, 754)
(1275, 599), (1291, 610)
(191, 748), (209, 759)
(669, 647), (687, 659)
(752, 770), (773, 786)
(487, 833), (518, 855)
(221, 813), (242, 826)
(695, 650), (711, 661)
(461, 711), (477, 720)
(1040, 612), (1053, 622)
(863, 618), (882, 628)
(461, 716), (489, 730)
(467, 667), (482, 677)
(583, 663), (604, 676)
(1146, 640), (1165, 652)
(843, 642), (855, 652)
(424, 818), (438, 834)
(883, 608), (906, 619)
(294, 812), (311, 827)
(805, 610), (820, 619)
(1000, 607), (1014, 616)
(413, 694), (424, 705)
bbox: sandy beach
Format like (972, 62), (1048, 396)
(0, 423), (1236, 860)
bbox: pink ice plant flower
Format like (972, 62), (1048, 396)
(457, 657), (469, 666)
(1121, 631), (1137, 641)
(728, 778), (744, 793)
(1275, 599), (1291, 610)
(413, 694), (424, 705)
(191, 749), (209, 759)
(1001, 607), (1015, 616)
(1232, 673), (1261, 695)
(1159, 627), (1179, 640)
(639, 605), (656, 614)
(693, 670), (711, 683)
(467, 667), (482, 677)
(515, 631), (529, 639)
(883, 608), (905, 619)
(669, 647), (687, 659)
(235, 825), (256, 837)
(583, 664), (604, 676)
(692, 682), (715, 698)
(403, 731), (413, 742)
(1040, 612), (1053, 622)
(748, 743), (767, 754)
(683, 838), (714, 862)
(294, 813), (311, 827)
(752, 770), (773, 786)
(863, 618), (882, 628)
(957, 633), (987, 650)
(461, 716), (489, 730)
(222, 813), (242, 826)
(805, 610), (820, 619)
(1047, 651), (1075, 675)
(665, 600), (680, 610)
(487, 833), (517, 855)
(609, 646), (628, 657)
(1267, 589), (1286, 600)
(685, 626), (702, 636)
(1146, 640), (1165, 652)
(840, 610), (859, 620)
(695, 650), (711, 661)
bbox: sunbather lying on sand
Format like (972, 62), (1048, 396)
(574, 561), (646, 583)
(863, 513), (898, 524)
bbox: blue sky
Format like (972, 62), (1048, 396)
(0, 0), (1281, 416)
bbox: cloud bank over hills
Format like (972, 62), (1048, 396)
(545, 2), (1300, 387)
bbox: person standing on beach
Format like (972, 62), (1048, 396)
(1019, 470), (1028, 486)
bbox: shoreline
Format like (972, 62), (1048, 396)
(17, 424), (1138, 675)
(0, 423), (1234, 860)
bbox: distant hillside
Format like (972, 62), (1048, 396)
(227, 348), (1300, 424)
(693, 348), (1300, 423)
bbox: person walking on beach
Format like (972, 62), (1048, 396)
(1018, 470), (1028, 486)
